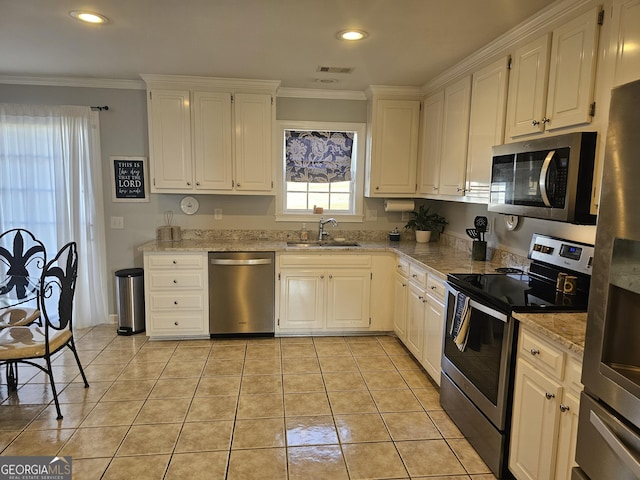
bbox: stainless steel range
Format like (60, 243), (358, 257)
(441, 233), (594, 478)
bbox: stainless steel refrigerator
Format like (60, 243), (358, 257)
(574, 78), (640, 479)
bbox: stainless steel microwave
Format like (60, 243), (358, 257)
(488, 132), (597, 224)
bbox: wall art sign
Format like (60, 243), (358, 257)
(110, 156), (149, 202)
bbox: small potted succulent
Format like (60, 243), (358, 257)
(404, 204), (448, 243)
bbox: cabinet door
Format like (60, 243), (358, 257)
(369, 99), (420, 195)
(406, 283), (426, 358)
(554, 389), (580, 480)
(234, 93), (273, 191)
(466, 57), (509, 198)
(193, 91), (233, 191)
(148, 89), (193, 191)
(393, 273), (408, 341)
(507, 34), (551, 138)
(611, 0), (640, 86)
(439, 76), (471, 196)
(510, 358), (562, 480)
(423, 295), (444, 386)
(546, 7), (600, 131)
(418, 91), (444, 195)
(326, 270), (371, 329)
(278, 270), (324, 331)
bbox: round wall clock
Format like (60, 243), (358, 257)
(180, 196), (199, 215)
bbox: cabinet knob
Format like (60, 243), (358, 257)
(173, 279), (178, 284)
(402, 283), (407, 287)
(433, 186), (438, 191)
(196, 182), (200, 186)
(560, 404), (570, 413)
(545, 392), (555, 400)
(237, 183), (241, 187)
(430, 285), (437, 290)
(542, 117), (550, 124)
(172, 260), (177, 264)
(329, 274), (333, 279)
(174, 321), (179, 326)
(375, 186), (380, 190)
(186, 182), (191, 186)
(418, 295), (424, 300)
(174, 301), (178, 305)
(532, 120), (540, 126)
(530, 348), (540, 356)
(320, 275), (324, 279)
(456, 187), (464, 193)
(412, 274), (417, 278)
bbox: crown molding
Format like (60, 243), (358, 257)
(277, 87), (366, 100)
(422, 0), (593, 93)
(365, 85), (424, 99)
(139, 74), (281, 93)
(0, 75), (145, 89)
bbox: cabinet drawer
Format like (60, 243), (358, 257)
(147, 254), (204, 269)
(150, 294), (204, 310)
(279, 254), (371, 268)
(519, 328), (565, 380)
(149, 313), (206, 333)
(149, 272), (205, 289)
(409, 263), (427, 288)
(396, 257), (410, 277)
(426, 274), (446, 301)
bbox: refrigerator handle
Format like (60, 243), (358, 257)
(590, 410), (640, 477)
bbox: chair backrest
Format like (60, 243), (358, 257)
(0, 228), (46, 302)
(40, 242), (77, 332)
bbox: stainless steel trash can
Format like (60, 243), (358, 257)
(115, 268), (145, 335)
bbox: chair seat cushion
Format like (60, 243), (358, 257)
(0, 326), (72, 360)
(0, 308), (40, 328)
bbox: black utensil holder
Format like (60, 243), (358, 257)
(472, 241), (487, 261)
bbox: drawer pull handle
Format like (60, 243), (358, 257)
(560, 404), (570, 413)
(545, 392), (555, 400)
(530, 348), (540, 356)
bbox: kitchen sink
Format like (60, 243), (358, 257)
(286, 240), (360, 247)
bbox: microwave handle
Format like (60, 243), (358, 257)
(538, 150), (555, 207)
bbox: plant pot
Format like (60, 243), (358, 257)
(415, 230), (432, 243)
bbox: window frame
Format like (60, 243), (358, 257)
(275, 120), (366, 222)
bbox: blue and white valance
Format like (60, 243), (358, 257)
(285, 130), (353, 183)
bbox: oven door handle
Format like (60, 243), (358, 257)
(446, 283), (509, 323)
(539, 150), (555, 207)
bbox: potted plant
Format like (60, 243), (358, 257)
(404, 204), (448, 243)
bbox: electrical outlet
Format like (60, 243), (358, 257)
(110, 216), (124, 229)
(214, 208), (222, 220)
(486, 217), (494, 234)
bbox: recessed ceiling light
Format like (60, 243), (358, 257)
(337, 30), (368, 41)
(70, 10), (109, 24)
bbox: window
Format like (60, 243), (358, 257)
(276, 121), (365, 222)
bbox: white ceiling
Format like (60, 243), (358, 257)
(0, 0), (558, 92)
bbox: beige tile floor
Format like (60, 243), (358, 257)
(0, 326), (496, 480)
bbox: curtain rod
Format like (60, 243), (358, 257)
(90, 106), (109, 111)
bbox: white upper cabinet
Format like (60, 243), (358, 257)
(418, 91), (444, 195)
(147, 89), (193, 190)
(418, 76), (471, 198)
(506, 7), (601, 139)
(465, 56), (509, 199)
(610, 0), (640, 86)
(439, 75), (472, 196)
(142, 75), (279, 195)
(365, 88), (421, 197)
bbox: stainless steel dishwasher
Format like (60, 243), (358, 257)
(208, 251), (275, 336)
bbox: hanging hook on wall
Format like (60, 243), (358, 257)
(90, 106), (109, 111)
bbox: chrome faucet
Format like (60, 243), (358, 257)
(318, 217), (338, 241)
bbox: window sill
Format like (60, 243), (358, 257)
(275, 214), (364, 223)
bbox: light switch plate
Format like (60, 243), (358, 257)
(214, 208), (222, 220)
(110, 216), (124, 229)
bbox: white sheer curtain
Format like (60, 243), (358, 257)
(0, 103), (109, 328)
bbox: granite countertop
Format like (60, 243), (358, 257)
(512, 311), (587, 356)
(139, 238), (585, 352)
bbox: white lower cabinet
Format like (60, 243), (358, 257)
(143, 252), (209, 339)
(509, 325), (582, 480)
(393, 255), (446, 385)
(277, 254), (372, 334)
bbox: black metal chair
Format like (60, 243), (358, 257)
(0, 242), (89, 419)
(0, 229), (47, 388)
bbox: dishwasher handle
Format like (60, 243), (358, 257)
(210, 258), (273, 266)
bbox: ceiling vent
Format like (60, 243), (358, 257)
(316, 66), (354, 74)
